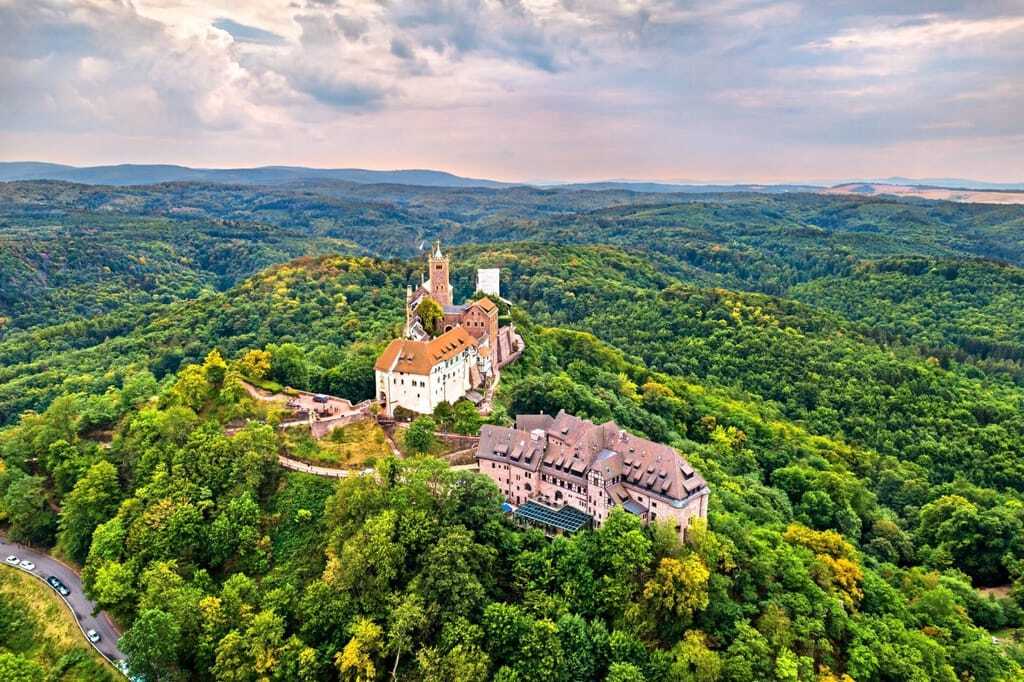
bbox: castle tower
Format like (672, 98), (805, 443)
(428, 240), (451, 306)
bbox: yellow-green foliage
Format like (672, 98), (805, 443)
(286, 419), (392, 468)
(0, 568), (117, 681)
(784, 524), (864, 610)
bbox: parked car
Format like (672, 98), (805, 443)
(86, 629), (101, 643)
(313, 394), (329, 404)
(4, 555), (18, 566)
(48, 576), (70, 596)
(18, 560), (34, 571)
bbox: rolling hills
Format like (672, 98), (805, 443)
(0, 162), (511, 188)
(2, 179), (1024, 680)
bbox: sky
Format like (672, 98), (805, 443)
(0, 0), (1022, 183)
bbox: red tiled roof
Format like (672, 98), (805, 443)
(471, 297), (497, 312)
(375, 327), (477, 374)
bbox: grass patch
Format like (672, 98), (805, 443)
(245, 376), (284, 393)
(0, 567), (118, 681)
(282, 419), (391, 468)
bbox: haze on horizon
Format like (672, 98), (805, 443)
(1, 0), (1022, 184)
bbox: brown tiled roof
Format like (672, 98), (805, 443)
(478, 424), (545, 471)
(516, 414), (554, 432)
(471, 297), (497, 312)
(546, 410), (593, 444)
(375, 327), (477, 374)
(477, 410), (709, 507)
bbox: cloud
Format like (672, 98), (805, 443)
(807, 14), (1024, 51)
(283, 65), (391, 108)
(212, 17), (285, 45)
(390, 36), (415, 60)
(0, 0), (303, 138)
(334, 12), (370, 41)
(1, 0), (1022, 182)
(294, 13), (340, 46)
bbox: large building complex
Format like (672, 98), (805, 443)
(375, 242), (521, 416)
(476, 410), (709, 539)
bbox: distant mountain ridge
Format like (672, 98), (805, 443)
(1, 162), (1019, 196)
(0, 162), (512, 188)
(859, 176), (1024, 191)
(554, 181), (819, 194)
(0, 163), (818, 193)
(823, 182), (1024, 205)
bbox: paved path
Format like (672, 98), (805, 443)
(278, 454), (353, 478)
(241, 381), (368, 418)
(449, 462), (480, 471)
(278, 454), (479, 478)
(0, 534), (125, 665)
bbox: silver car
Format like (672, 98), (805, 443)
(86, 629), (101, 643)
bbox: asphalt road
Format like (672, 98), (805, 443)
(0, 534), (125, 663)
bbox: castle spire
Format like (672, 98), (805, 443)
(428, 239), (452, 306)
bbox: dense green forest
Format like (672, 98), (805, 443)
(4, 180), (1023, 329)
(2, 180), (1024, 680)
(791, 258), (1024, 380)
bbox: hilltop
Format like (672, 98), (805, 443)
(2, 182), (1024, 680)
(2, 248), (1023, 679)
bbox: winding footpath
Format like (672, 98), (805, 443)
(277, 455), (479, 478)
(277, 454), (354, 478)
(0, 533), (125, 666)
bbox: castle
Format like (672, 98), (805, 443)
(374, 242), (520, 417)
(476, 410), (709, 539)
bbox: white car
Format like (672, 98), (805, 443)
(86, 629), (101, 643)
(4, 555), (18, 566)
(18, 560), (35, 571)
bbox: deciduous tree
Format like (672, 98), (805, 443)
(58, 460), (121, 563)
(404, 417), (437, 454)
(121, 608), (182, 681)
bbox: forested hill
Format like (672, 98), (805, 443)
(1, 248), (1024, 680)
(3, 180), (1023, 331)
(790, 257), (1024, 379)
(3, 181), (1024, 680)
